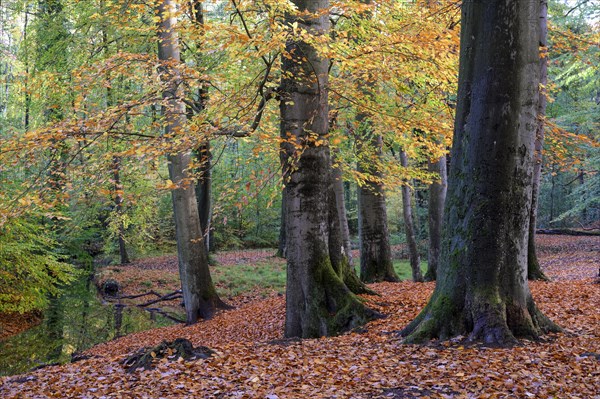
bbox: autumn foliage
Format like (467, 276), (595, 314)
(1, 236), (599, 398)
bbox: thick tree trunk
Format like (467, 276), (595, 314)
(156, 0), (227, 324)
(400, 151), (424, 282)
(280, 0), (376, 338)
(357, 132), (399, 283)
(528, 0), (549, 281)
(424, 155), (447, 281)
(401, 0), (559, 345)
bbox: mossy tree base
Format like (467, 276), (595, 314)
(341, 263), (378, 296)
(527, 247), (550, 281)
(400, 0), (561, 347)
(423, 270), (436, 282)
(360, 261), (400, 284)
(401, 291), (561, 345)
(286, 257), (380, 338)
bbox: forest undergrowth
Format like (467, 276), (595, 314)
(1, 235), (598, 398)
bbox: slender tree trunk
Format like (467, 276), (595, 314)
(23, 10), (30, 131)
(549, 165), (555, 221)
(424, 155), (447, 281)
(401, 0), (559, 345)
(330, 162), (374, 295)
(156, 0), (227, 324)
(187, 0), (213, 253)
(195, 142), (212, 251)
(332, 159), (353, 266)
(280, 0), (376, 338)
(528, 0), (549, 281)
(400, 151), (424, 282)
(277, 143), (290, 259)
(103, 29), (129, 265)
(112, 156), (130, 264)
(277, 189), (287, 258)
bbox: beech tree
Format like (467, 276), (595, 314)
(399, 150), (424, 283)
(424, 155), (447, 281)
(401, 0), (560, 344)
(156, 0), (227, 324)
(280, 0), (376, 338)
(356, 122), (399, 283)
(329, 162), (373, 295)
(527, 0), (550, 281)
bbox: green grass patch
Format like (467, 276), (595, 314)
(211, 257), (429, 299)
(212, 261), (286, 298)
(392, 260), (428, 280)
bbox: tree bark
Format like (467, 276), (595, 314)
(156, 0), (227, 324)
(424, 155), (447, 281)
(527, 0), (549, 281)
(330, 163), (375, 295)
(357, 132), (399, 283)
(400, 151), (424, 282)
(112, 156), (130, 264)
(187, 0), (213, 254)
(194, 142), (212, 252)
(277, 189), (287, 258)
(332, 160), (354, 267)
(401, 0), (560, 345)
(280, 0), (376, 338)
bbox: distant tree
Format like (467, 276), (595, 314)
(357, 121), (399, 283)
(399, 150), (424, 283)
(528, 0), (550, 281)
(401, 0), (560, 344)
(329, 161), (373, 295)
(424, 155), (447, 281)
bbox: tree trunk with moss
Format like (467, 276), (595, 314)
(330, 164), (374, 295)
(400, 150), (424, 282)
(357, 131), (399, 283)
(528, 0), (549, 281)
(156, 0), (227, 324)
(401, 0), (560, 345)
(280, 0), (376, 338)
(424, 155), (447, 281)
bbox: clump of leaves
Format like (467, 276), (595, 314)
(0, 216), (77, 313)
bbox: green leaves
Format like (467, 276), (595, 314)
(0, 216), (77, 313)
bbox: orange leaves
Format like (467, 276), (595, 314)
(1, 237), (599, 398)
(544, 120), (597, 170)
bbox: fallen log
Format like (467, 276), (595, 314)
(536, 228), (600, 236)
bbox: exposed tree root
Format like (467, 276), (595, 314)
(400, 293), (561, 346)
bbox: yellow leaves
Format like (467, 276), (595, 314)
(158, 179), (179, 191)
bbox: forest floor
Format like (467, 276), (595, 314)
(1, 235), (599, 398)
